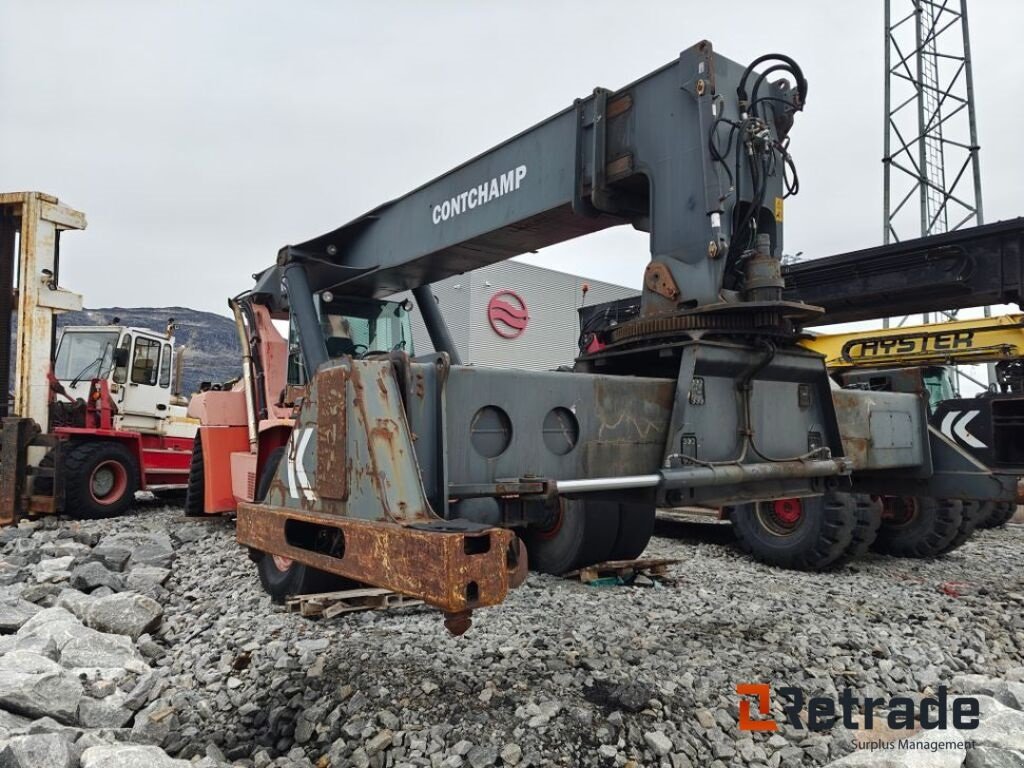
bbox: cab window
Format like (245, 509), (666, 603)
(113, 335), (132, 384)
(160, 344), (171, 388)
(131, 337), (161, 385)
(320, 296), (413, 358)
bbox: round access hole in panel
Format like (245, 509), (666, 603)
(470, 405), (513, 458)
(542, 406), (579, 455)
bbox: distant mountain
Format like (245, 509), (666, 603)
(7, 306), (241, 397)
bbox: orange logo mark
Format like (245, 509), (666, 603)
(737, 683), (778, 731)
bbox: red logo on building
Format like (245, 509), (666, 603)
(487, 290), (529, 339)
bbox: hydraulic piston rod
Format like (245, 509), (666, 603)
(555, 458), (850, 495)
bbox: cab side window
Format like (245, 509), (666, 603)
(113, 335), (132, 384)
(131, 337), (161, 386)
(160, 344), (171, 388)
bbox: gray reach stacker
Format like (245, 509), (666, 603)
(186, 41), (1015, 632)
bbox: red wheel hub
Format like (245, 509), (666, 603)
(534, 501), (566, 540)
(882, 496), (918, 526)
(271, 555), (294, 572)
(772, 498), (803, 525)
(89, 460), (128, 506)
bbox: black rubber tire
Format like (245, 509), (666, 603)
(523, 499), (620, 575)
(939, 499), (987, 554)
(254, 447), (355, 603)
(872, 497), (963, 558)
(977, 500), (1016, 529)
(256, 447), (286, 504)
(62, 441), (139, 519)
(183, 438), (205, 517)
(607, 503), (656, 561)
(730, 494), (856, 571)
(153, 488), (187, 501)
(33, 451), (55, 496)
(834, 493), (883, 565)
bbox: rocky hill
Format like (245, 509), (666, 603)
(7, 306), (241, 396)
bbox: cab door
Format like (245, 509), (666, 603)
(115, 334), (171, 432)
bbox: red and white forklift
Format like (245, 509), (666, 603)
(1, 192), (196, 524)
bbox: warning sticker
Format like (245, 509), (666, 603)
(774, 197), (784, 223)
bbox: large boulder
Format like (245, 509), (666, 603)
(0, 632), (58, 661)
(69, 562), (123, 593)
(964, 746), (1024, 768)
(58, 629), (143, 671)
(89, 544), (132, 572)
(80, 744), (190, 768)
(0, 651), (83, 724)
(0, 732), (78, 768)
(0, 598), (42, 634)
(77, 690), (133, 729)
(972, 710), (1024, 752)
(0, 562), (24, 588)
(0, 708), (32, 738)
(100, 533), (175, 569)
(16, 608), (80, 638)
(54, 589), (95, 622)
(130, 698), (178, 747)
(85, 593), (163, 641)
(16, 606), (144, 671)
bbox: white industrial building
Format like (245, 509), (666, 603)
(407, 261), (638, 370)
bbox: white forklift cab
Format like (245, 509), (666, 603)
(52, 323), (194, 438)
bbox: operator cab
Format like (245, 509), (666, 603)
(52, 325), (179, 431)
(838, 364), (958, 414)
(921, 366), (958, 408)
(287, 294), (414, 384)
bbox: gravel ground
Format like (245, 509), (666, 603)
(2, 504), (1024, 767)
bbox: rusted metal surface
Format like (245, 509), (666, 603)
(448, 481), (548, 498)
(237, 501), (526, 629)
(605, 93), (632, 119)
(830, 387), (928, 471)
(316, 366), (347, 500)
(7, 194), (85, 431)
(660, 458), (848, 488)
(0, 212), (15, 418)
(344, 360), (434, 522)
(0, 418), (33, 525)
(643, 262), (680, 301)
(444, 367), (675, 487)
(0, 418), (59, 524)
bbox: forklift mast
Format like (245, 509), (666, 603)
(1, 193), (87, 426)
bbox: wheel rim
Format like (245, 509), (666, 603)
(89, 460), (128, 505)
(271, 554), (293, 572)
(756, 498), (804, 536)
(882, 496), (919, 528)
(533, 500), (566, 540)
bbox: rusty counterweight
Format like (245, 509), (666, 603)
(236, 502), (527, 632)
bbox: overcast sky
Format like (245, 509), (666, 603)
(2, 1), (1022, 317)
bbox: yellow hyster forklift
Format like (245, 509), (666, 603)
(802, 313), (1024, 529)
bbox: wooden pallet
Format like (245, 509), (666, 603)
(564, 557), (681, 585)
(286, 587), (423, 619)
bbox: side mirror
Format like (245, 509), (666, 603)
(113, 348), (129, 367)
